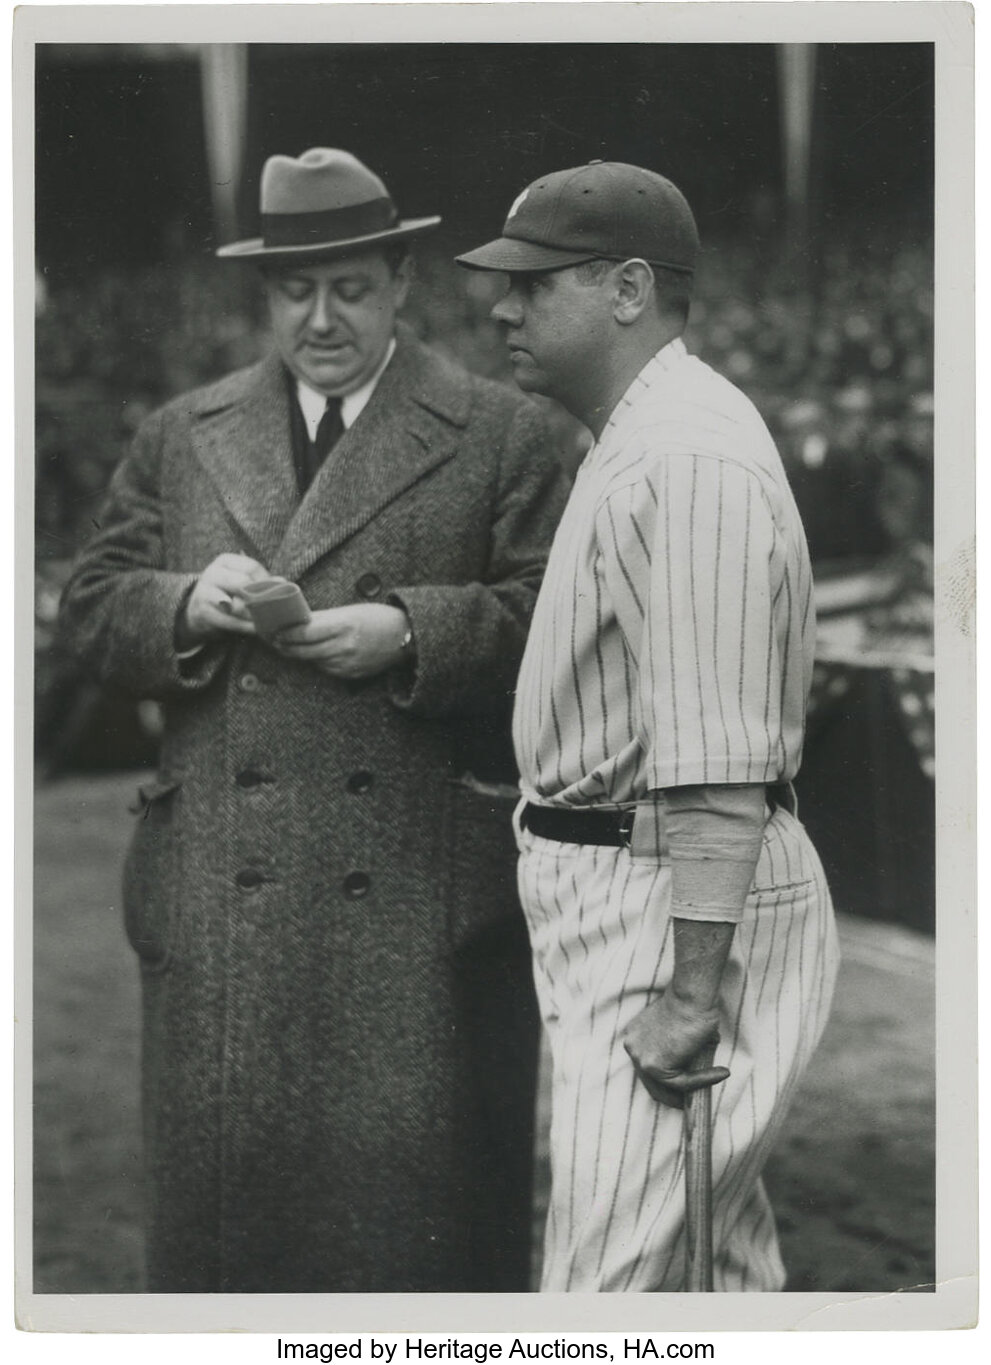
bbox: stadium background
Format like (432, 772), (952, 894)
(32, 41), (936, 1293)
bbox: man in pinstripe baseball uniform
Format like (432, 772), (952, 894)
(458, 162), (840, 1292)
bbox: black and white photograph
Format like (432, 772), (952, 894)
(14, 0), (976, 1338)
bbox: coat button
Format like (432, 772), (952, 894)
(236, 769), (266, 788)
(356, 572), (382, 600)
(236, 868), (265, 889)
(343, 872), (370, 899)
(346, 770), (374, 795)
(239, 673), (261, 693)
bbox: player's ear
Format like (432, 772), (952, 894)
(613, 259), (655, 325)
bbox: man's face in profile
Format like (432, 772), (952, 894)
(489, 264), (615, 415)
(265, 249), (409, 397)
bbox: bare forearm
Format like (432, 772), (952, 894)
(670, 917), (737, 1012)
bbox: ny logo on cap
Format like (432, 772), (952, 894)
(506, 186), (531, 222)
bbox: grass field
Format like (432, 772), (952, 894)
(32, 771), (935, 1296)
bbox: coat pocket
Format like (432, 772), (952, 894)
(122, 776), (182, 974)
(445, 775), (523, 949)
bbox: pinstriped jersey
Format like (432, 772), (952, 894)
(513, 337), (816, 806)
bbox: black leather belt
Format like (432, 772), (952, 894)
(521, 803), (635, 847)
(522, 784), (795, 848)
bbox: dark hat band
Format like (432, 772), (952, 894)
(261, 196), (398, 248)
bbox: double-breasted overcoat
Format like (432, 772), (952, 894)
(59, 326), (568, 1292)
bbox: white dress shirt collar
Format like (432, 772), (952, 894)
(295, 336), (397, 442)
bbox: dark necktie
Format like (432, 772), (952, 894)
(301, 396), (344, 490)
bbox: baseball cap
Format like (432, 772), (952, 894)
(456, 161), (699, 274)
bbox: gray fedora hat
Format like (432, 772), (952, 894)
(217, 147), (441, 262)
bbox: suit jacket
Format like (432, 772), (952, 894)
(59, 324), (568, 1292)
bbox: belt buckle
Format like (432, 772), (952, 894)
(618, 808), (635, 850)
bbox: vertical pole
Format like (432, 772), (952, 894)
(776, 43), (818, 297)
(200, 43), (249, 246)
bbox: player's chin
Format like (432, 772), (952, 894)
(507, 351), (548, 395)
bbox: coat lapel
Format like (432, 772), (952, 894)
(188, 355), (299, 569)
(274, 331), (469, 582)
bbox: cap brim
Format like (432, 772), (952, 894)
(455, 237), (597, 272)
(216, 216), (441, 261)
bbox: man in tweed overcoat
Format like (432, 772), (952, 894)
(59, 149), (567, 1293)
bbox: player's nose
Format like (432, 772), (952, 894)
(491, 289), (523, 327)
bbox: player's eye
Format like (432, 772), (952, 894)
(507, 274), (542, 298)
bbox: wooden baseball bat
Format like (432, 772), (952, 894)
(683, 1041), (719, 1292)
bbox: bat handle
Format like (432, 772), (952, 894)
(683, 1040), (719, 1292)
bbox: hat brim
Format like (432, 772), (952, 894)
(216, 216), (442, 262)
(455, 237), (598, 272)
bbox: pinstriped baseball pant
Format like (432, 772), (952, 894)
(516, 803), (840, 1292)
